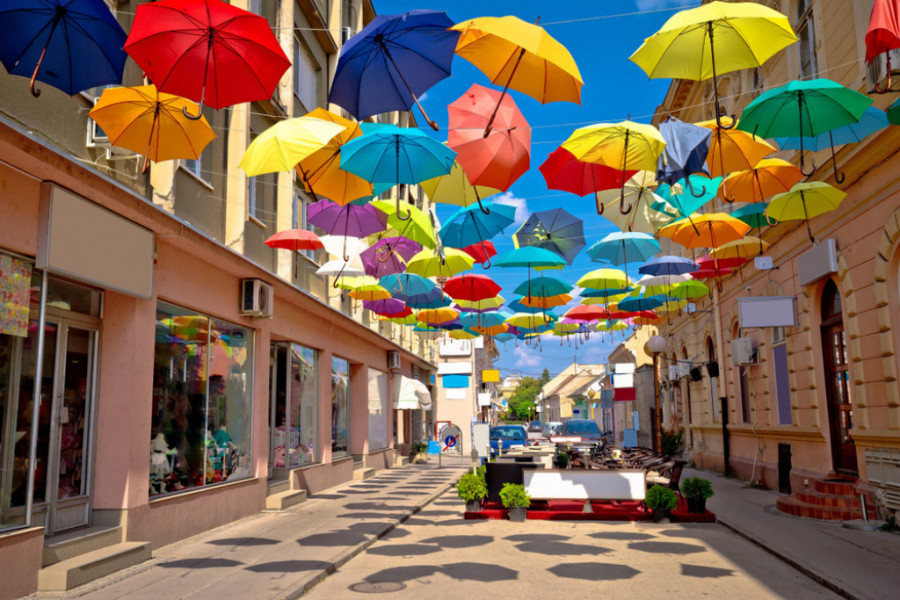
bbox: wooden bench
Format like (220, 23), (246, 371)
(524, 469), (646, 502)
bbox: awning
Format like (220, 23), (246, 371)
(393, 375), (432, 411)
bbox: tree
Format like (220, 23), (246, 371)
(540, 368), (551, 386)
(507, 376), (541, 421)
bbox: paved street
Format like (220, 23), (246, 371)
(304, 488), (841, 600)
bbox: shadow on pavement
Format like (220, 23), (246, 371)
(206, 537), (279, 546)
(298, 532), (367, 546)
(159, 558), (244, 569)
(309, 494), (345, 500)
(681, 563), (736, 578)
(419, 534), (494, 548)
(343, 502), (415, 511)
(441, 562), (518, 582)
(515, 541), (612, 557)
(628, 541), (707, 554)
(505, 534), (569, 543)
(366, 544), (443, 557)
(417, 510), (458, 517)
(364, 565), (439, 583)
(338, 511), (409, 520)
(588, 531), (656, 541)
(245, 560), (332, 573)
(547, 562), (640, 581)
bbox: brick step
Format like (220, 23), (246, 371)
(776, 495), (877, 521)
(814, 477), (858, 496)
(265, 489), (307, 511)
(795, 490), (868, 509)
(38, 542), (151, 591)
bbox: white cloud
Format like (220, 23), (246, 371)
(513, 345), (542, 368)
(493, 191), (528, 228)
(635, 0), (696, 10)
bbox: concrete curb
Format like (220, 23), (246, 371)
(281, 477), (460, 600)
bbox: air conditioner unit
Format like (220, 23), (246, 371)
(731, 337), (758, 365)
(867, 48), (900, 94)
(342, 27), (354, 44)
(668, 365), (678, 380)
(240, 278), (274, 318)
(387, 350), (401, 371)
(677, 360), (692, 378)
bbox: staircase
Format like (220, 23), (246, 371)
(776, 476), (878, 521)
(352, 455), (375, 480)
(38, 526), (152, 591)
(265, 477), (308, 511)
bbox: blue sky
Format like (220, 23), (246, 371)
(372, 0), (699, 377)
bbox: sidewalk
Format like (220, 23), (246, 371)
(691, 467), (900, 600)
(31, 459), (470, 600)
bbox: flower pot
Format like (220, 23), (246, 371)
(465, 500), (482, 513)
(686, 497), (707, 514)
(651, 508), (671, 523)
(508, 506), (528, 522)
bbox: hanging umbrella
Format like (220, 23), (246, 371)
(618, 295), (665, 313)
(630, 1), (797, 128)
(539, 147), (637, 198)
(316, 259), (364, 279)
(561, 121), (667, 215)
(328, 10), (458, 128)
(308, 200), (387, 260)
(88, 84), (215, 173)
(455, 296), (506, 312)
(732, 203), (778, 228)
(438, 201), (516, 249)
(450, 329), (480, 340)
(518, 294), (573, 309)
(363, 298), (407, 316)
(709, 237), (770, 260)
(512, 276), (572, 298)
(866, 0), (900, 93)
(639, 256), (697, 276)
(670, 280), (711, 300)
(451, 15), (583, 135)
(771, 106), (889, 185)
(717, 158), (804, 204)
(577, 268), (630, 291)
(349, 286), (392, 302)
(404, 287), (451, 309)
(239, 117), (345, 176)
(334, 275), (379, 290)
(460, 240), (497, 267)
(266, 230), (324, 277)
(447, 84), (531, 199)
(506, 312), (558, 329)
(319, 234), (369, 261)
(294, 108), (373, 206)
(657, 213), (751, 249)
(737, 78), (873, 179)
(0, 0), (128, 97)
(380, 273), (435, 298)
(420, 160), (501, 210)
(512, 208), (585, 265)
(370, 200), (437, 249)
(494, 247), (567, 270)
(124, 0), (290, 118)
(417, 307), (460, 325)
(564, 305), (608, 322)
(405, 247), (474, 278)
(341, 125), (455, 220)
(696, 254), (747, 271)
(444, 274), (502, 302)
(660, 176), (721, 221)
(697, 116), (777, 177)
(586, 231), (660, 265)
(766, 182), (847, 243)
(360, 237), (420, 278)
(507, 298), (552, 314)
(461, 310), (511, 330)
(593, 172), (673, 232)
(656, 116), (712, 198)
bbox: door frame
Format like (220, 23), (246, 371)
(819, 281), (857, 475)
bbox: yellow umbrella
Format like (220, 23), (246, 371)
(506, 312), (555, 329)
(450, 329), (480, 340)
(417, 307), (459, 325)
(420, 159), (501, 210)
(594, 319), (627, 332)
(581, 292), (630, 306)
(766, 182), (846, 243)
(348, 286), (391, 301)
(295, 108), (373, 206)
(455, 296), (506, 311)
(371, 200), (437, 249)
(239, 116), (345, 176)
(405, 247), (474, 278)
(381, 314), (418, 326)
(334, 275), (379, 290)
(657, 213), (751, 249)
(630, 1), (797, 128)
(88, 84), (216, 173)
(656, 299), (688, 314)
(562, 121), (665, 171)
(718, 158), (803, 203)
(709, 236), (770, 260)
(577, 268), (630, 291)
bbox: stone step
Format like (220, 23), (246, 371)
(353, 467), (375, 481)
(266, 479), (291, 496)
(265, 489), (307, 511)
(43, 526), (123, 567)
(814, 477), (858, 496)
(38, 542), (152, 591)
(776, 495), (877, 521)
(394, 456), (409, 467)
(795, 490), (867, 509)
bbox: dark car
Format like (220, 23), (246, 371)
(556, 419), (605, 452)
(489, 425), (528, 457)
(527, 420), (543, 433)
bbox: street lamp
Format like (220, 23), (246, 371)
(647, 334), (667, 453)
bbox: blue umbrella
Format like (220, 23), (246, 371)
(506, 298), (553, 315)
(618, 295), (666, 313)
(513, 208), (586, 265)
(586, 232), (660, 265)
(380, 273), (435, 297)
(460, 309), (510, 329)
(0, 0), (127, 97)
(439, 201), (516, 249)
(405, 288), (452, 309)
(512, 276), (572, 297)
(328, 10), (459, 128)
(656, 116), (711, 198)
(639, 256), (697, 276)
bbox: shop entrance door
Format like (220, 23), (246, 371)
(821, 280), (857, 474)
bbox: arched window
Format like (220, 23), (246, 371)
(797, 0), (818, 79)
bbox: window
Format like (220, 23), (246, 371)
(151, 303), (253, 497)
(248, 176), (258, 219)
(294, 36), (319, 111)
(293, 190), (317, 261)
(182, 153), (212, 185)
(707, 337), (719, 420)
(772, 326), (792, 425)
(331, 357), (350, 457)
(270, 343), (318, 467)
(368, 369), (389, 450)
(248, 0), (261, 14)
(797, 0), (818, 79)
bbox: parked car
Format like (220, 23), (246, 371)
(543, 421), (563, 437)
(557, 419), (605, 454)
(527, 420), (543, 433)
(489, 425), (528, 457)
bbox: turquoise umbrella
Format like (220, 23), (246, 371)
(380, 273), (435, 297)
(493, 246), (567, 269)
(618, 295), (665, 312)
(438, 201), (516, 251)
(460, 309), (511, 329)
(586, 231), (660, 265)
(512, 276), (572, 297)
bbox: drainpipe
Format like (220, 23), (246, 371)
(712, 285), (730, 475)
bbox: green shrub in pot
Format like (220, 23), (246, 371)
(500, 483), (531, 522)
(645, 484), (678, 521)
(681, 477), (714, 514)
(457, 472), (488, 511)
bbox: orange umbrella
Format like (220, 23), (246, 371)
(718, 158), (804, 203)
(448, 84), (531, 194)
(657, 213), (751, 249)
(697, 117), (776, 178)
(519, 294), (573, 308)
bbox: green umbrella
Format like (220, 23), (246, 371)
(371, 200), (437, 249)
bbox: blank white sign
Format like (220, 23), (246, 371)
(524, 469), (646, 500)
(738, 296), (798, 328)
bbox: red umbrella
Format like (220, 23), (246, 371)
(539, 147), (637, 196)
(460, 240), (497, 267)
(448, 84), (531, 197)
(124, 0), (290, 118)
(443, 274), (501, 301)
(695, 254), (747, 270)
(265, 229), (323, 252)
(867, 0), (900, 92)
(564, 305), (608, 322)
(690, 267), (733, 280)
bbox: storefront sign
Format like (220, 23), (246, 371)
(0, 254), (31, 337)
(614, 387), (636, 401)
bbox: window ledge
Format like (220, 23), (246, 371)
(148, 476), (258, 504)
(248, 214), (267, 229)
(178, 163), (214, 191)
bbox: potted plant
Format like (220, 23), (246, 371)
(681, 477), (714, 514)
(645, 484), (678, 522)
(409, 441), (429, 464)
(457, 472), (487, 512)
(499, 483), (531, 522)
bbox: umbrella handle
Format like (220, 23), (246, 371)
(707, 24), (736, 131)
(183, 102), (204, 121)
(618, 135), (633, 214)
(29, 45), (50, 97)
(873, 53), (893, 94)
(396, 196), (411, 221)
(477, 196), (491, 215)
(827, 131), (846, 184)
(684, 175), (707, 199)
(764, 212), (778, 227)
(594, 191), (605, 215)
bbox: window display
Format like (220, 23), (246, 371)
(331, 357), (350, 458)
(151, 303), (253, 497)
(270, 343), (318, 468)
(367, 369), (389, 451)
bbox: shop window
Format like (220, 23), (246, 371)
(367, 369), (389, 451)
(332, 357), (350, 457)
(772, 327), (792, 424)
(270, 343), (318, 468)
(150, 302), (253, 497)
(797, 0), (818, 79)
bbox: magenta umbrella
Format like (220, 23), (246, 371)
(362, 298), (407, 315)
(360, 237), (422, 277)
(308, 199), (387, 260)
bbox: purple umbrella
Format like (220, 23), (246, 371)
(308, 199), (387, 260)
(360, 237), (422, 277)
(362, 298), (407, 315)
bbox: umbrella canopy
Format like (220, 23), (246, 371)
(518, 294), (573, 309)
(308, 200), (387, 241)
(370, 200), (437, 249)
(404, 287), (451, 309)
(586, 231), (660, 265)
(405, 247), (474, 278)
(867, 0), (900, 63)
(670, 280), (711, 299)
(656, 116), (711, 194)
(88, 84), (215, 173)
(455, 296), (506, 312)
(460, 240), (497, 266)
(493, 247), (567, 270)
(506, 312), (558, 329)
(417, 307), (460, 325)
(732, 203), (777, 228)
(773, 107), (889, 151)
(380, 273), (436, 298)
(562, 120), (666, 172)
(513, 208), (585, 265)
(450, 15), (583, 106)
(420, 160), (501, 208)
(349, 286), (392, 302)
(359, 238), (418, 278)
(657, 213), (751, 249)
(766, 182), (847, 242)
(593, 172), (673, 232)
(124, 0), (290, 114)
(577, 268), (630, 291)
(439, 201), (516, 248)
(363, 298), (407, 316)
(239, 117), (345, 176)
(0, 0), (128, 97)
(540, 147), (637, 197)
(697, 117), (777, 177)
(334, 275), (379, 290)
(447, 84), (531, 193)
(265, 229), (323, 252)
(327, 10), (459, 126)
(718, 158), (803, 204)
(709, 236), (770, 260)
(316, 259), (365, 278)
(618, 295), (665, 313)
(460, 310), (510, 329)
(564, 305), (608, 322)
(659, 176), (721, 219)
(512, 276), (573, 297)
(639, 256), (697, 276)
(319, 235), (369, 260)
(630, 1), (796, 127)
(444, 274), (502, 302)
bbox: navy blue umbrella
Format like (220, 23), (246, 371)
(656, 116), (712, 198)
(328, 10), (459, 129)
(0, 0), (127, 97)
(639, 256), (697, 276)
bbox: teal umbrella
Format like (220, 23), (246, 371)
(512, 276), (572, 297)
(586, 231), (660, 265)
(438, 201), (516, 251)
(737, 78), (873, 178)
(493, 246), (567, 269)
